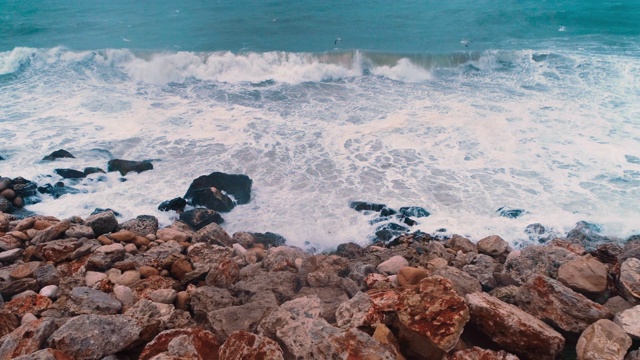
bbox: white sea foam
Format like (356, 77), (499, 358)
(1, 47), (639, 250)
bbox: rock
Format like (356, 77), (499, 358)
(294, 287), (349, 324)
(190, 187), (235, 212)
(139, 266), (160, 279)
(113, 269), (141, 286)
(0, 278), (39, 299)
(349, 201), (386, 212)
(620, 258), (640, 303)
(614, 306), (640, 339)
(85, 271), (107, 286)
(31, 219), (70, 245)
(9, 263), (37, 280)
(158, 197), (187, 212)
(21, 313), (37, 325)
(334, 242), (364, 259)
(108, 230), (136, 242)
(180, 208), (224, 231)
(502, 245), (577, 285)
(12, 349), (74, 360)
(497, 207), (526, 219)
(138, 328), (221, 360)
(219, 331), (284, 360)
(48, 314), (142, 360)
(0, 319), (56, 360)
(627, 350), (640, 360)
(461, 253), (500, 291)
(3, 294), (52, 317)
(157, 226), (192, 242)
(0, 248), (23, 263)
(576, 319), (631, 360)
(372, 324), (405, 360)
(446, 347), (519, 360)
(120, 215), (158, 236)
(377, 255), (409, 275)
(113, 284), (135, 307)
(207, 291), (279, 341)
(132, 240), (183, 270)
(476, 235), (510, 258)
(54, 169), (85, 179)
(335, 291), (383, 329)
(0, 198), (11, 213)
(232, 232), (254, 248)
(85, 210), (118, 236)
(466, 292), (565, 360)
(129, 275), (180, 300)
(86, 243), (125, 270)
(33, 239), (82, 263)
(39, 285), (59, 299)
(149, 289), (177, 304)
(67, 286), (122, 315)
(107, 159), (153, 175)
(34, 264), (61, 287)
(64, 225), (94, 239)
(193, 222), (233, 247)
(261, 246), (307, 272)
(397, 266), (429, 287)
(604, 296), (634, 315)
(252, 232), (287, 248)
(394, 276), (469, 358)
(83, 167), (105, 175)
(205, 258), (240, 288)
(446, 235), (477, 253)
(557, 255), (608, 297)
(399, 206), (430, 218)
(42, 149), (75, 161)
(0, 311), (19, 339)
(0, 213), (9, 232)
(185, 172), (253, 205)
(431, 266), (482, 296)
(190, 286), (236, 323)
(567, 221), (609, 250)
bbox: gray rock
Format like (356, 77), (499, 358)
(576, 319), (631, 360)
(604, 296), (634, 316)
(67, 286), (122, 315)
(294, 287), (349, 324)
(0, 249), (23, 263)
(207, 291), (279, 341)
(132, 240), (183, 270)
(31, 219), (70, 245)
(190, 286), (236, 324)
(431, 266), (483, 296)
(502, 245), (577, 285)
(48, 314), (142, 360)
(85, 211), (118, 236)
(335, 291), (380, 329)
(0, 278), (39, 299)
(620, 258), (640, 303)
(262, 246), (308, 272)
(39, 285), (59, 299)
(12, 349), (75, 360)
(34, 264), (61, 287)
(149, 289), (177, 304)
(233, 269), (300, 304)
(86, 243), (125, 271)
(64, 225), (94, 239)
(462, 253), (500, 290)
(193, 222), (233, 247)
(0, 319), (56, 359)
(120, 215), (158, 237)
(377, 255), (409, 275)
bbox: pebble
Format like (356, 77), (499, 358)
(149, 289), (177, 304)
(113, 284), (135, 307)
(39, 285), (60, 299)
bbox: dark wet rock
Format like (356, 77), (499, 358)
(190, 187), (235, 212)
(525, 223), (549, 243)
(567, 221), (609, 250)
(375, 222), (410, 242)
(89, 208), (121, 216)
(592, 242), (622, 264)
(334, 242), (364, 259)
(158, 197), (187, 212)
(85, 210), (118, 236)
(0, 319), (56, 360)
(12, 181), (37, 198)
(251, 232), (286, 248)
(42, 149), (75, 161)
(83, 167), (105, 175)
(399, 206), (430, 218)
(67, 286), (122, 315)
(37, 183), (82, 199)
(497, 207), (526, 219)
(0, 198), (12, 213)
(120, 215), (158, 236)
(48, 314), (142, 360)
(179, 208), (223, 230)
(185, 172), (253, 205)
(107, 159), (153, 176)
(349, 201), (386, 212)
(54, 169), (85, 179)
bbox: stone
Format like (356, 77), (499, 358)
(466, 292), (565, 360)
(114, 270), (141, 286)
(157, 226), (192, 242)
(138, 328), (220, 360)
(108, 230), (136, 242)
(54, 168), (85, 179)
(252, 232), (287, 248)
(0, 319), (56, 360)
(85, 271), (107, 286)
(190, 187), (235, 212)
(476, 235), (510, 257)
(207, 291), (279, 341)
(139, 266), (160, 279)
(9, 263), (37, 280)
(516, 274), (612, 333)
(0, 213), (10, 233)
(0, 249), (23, 264)
(48, 314), (142, 360)
(0, 198), (11, 214)
(335, 291), (383, 329)
(31, 219), (70, 245)
(566, 221), (609, 250)
(132, 240), (183, 270)
(64, 225), (94, 239)
(614, 306), (640, 339)
(120, 215), (159, 237)
(67, 286), (122, 315)
(21, 313), (37, 325)
(39, 285), (59, 299)
(446, 235), (477, 253)
(124, 243), (137, 254)
(84, 210), (118, 236)
(33, 264), (61, 287)
(129, 275), (180, 301)
(627, 350), (640, 360)
(12, 349), (74, 360)
(219, 331), (284, 360)
(42, 149), (75, 161)
(233, 269), (300, 304)
(34, 239), (83, 263)
(396, 266), (429, 287)
(395, 276), (469, 358)
(620, 258), (640, 303)
(605, 296), (634, 315)
(294, 287), (349, 324)
(557, 254), (608, 296)
(3, 294), (52, 317)
(205, 258), (240, 288)
(170, 258), (193, 281)
(113, 284), (135, 307)
(184, 172), (252, 205)
(461, 253), (500, 291)
(107, 159), (153, 175)
(86, 243), (125, 270)
(431, 266), (483, 297)
(334, 242), (364, 259)
(377, 255), (409, 275)
(0, 311), (19, 339)
(158, 197), (187, 212)
(372, 324), (404, 360)
(576, 319), (631, 360)
(0, 234), (21, 251)
(446, 347), (519, 360)
(0, 278), (39, 299)
(193, 222), (233, 247)
(502, 245), (577, 285)
(190, 286), (236, 323)
(149, 289), (177, 304)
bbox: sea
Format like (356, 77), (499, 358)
(1, 0), (639, 250)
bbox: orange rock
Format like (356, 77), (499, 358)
(108, 230), (136, 242)
(219, 331), (284, 360)
(170, 258), (193, 281)
(397, 267), (429, 287)
(3, 294), (52, 317)
(139, 328), (221, 360)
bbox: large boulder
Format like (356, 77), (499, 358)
(42, 149), (75, 161)
(86, 243), (125, 270)
(502, 245), (577, 284)
(0, 319), (56, 360)
(294, 287), (349, 324)
(476, 235), (510, 258)
(67, 286), (122, 315)
(185, 172), (253, 205)
(190, 187), (235, 212)
(218, 331), (284, 360)
(107, 159), (153, 176)
(207, 291), (279, 341)
(557, 255), (608, 297)
(54, 169), (85, 179)
(466, 292), (565, 360)
(430, 266), (482, 297)
(85, 211), (118, 236)
(34, 238), (83, 264)
(139, 327), (221, 360)
(131, 240), (184, 270)
(120, 215), (158, 236)
(233, 270), (300, 304)
(461, 253), (500, 291)
(614, 306), (640, 339)
(335, 291), (383, 329)
(180, 209), (223, 230)
(576, 319), (631, 360)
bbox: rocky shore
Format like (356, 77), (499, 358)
(1, 159), (640, 359)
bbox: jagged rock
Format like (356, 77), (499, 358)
(11, 349), (74, 360)
(218, 331), (284, 360)
(179, 208), (223, 230)
(397, 267), (430, 287)
(431, 266), (482, 296)
(54, 169), (85, 179)
(377, 255), (409, 275)
(86, 243), (125, 270)
(233, 269), (300, 305)
(33, 264), (61, 287)
(190, 187), (235, 212)
(462, 253), (500, 290)
(129, 275), (180, 300)
(447, 347), (519, 360)
(398, 206), (430, 218)
(334, 242), (364, 259)
(31, 219), (70, 245)
(0, 234), (21, 251)
(107, 159), (153, 176)
(208, 291), (279, 341)
(567, 221), (609, 250)
(149, 289), (177, 304)
(120, 215), (158, 236)
(477, 235), (510, 258)
(185, 172), (253, 205)
(502, 245), (577, 285)
(466, 292), (565, 360)
(64, 225), (94, 239)
(576, 319), (631, 360)
(557, 255), (608, 297)
(139, 328), (221, 360)
(48, 314), (142, 360)
(620, 258), (640, 303)
(446, 235), (477, 253)
(614, 306), (640, 339)
(0, 311), (19, 339)
(67, 286), (122, 315)
(0, 278), (39, 299)
(0, 248), (23, 263)
(3, 294), (52, 317)
(34, 239), (82, 263)
(205, 258), (239, 288)
(188, 244), (232, 271)
(395, 276), (469, 358)
(158, 197), (187, 212)
(515, 274), (612, 333)
(193, 223), (233, 247)
(85, 211), (118, 236)
(42, 149), (74, 161)
(335, 291), (383, 329)
(132, 240), (184, 270)
(251, 232), (287, 248)
(592, 242), (622, 264)
(0, 319), (56, 360)
(190, 286), (236, 324)
(294, 287), (349, 324)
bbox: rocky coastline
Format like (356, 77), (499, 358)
(1, 151), (640, 359)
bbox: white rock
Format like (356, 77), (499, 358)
(614, 305), (640, 339)
(114, 270), (141, 286)
(85, 271), (107, 287)
(149, 289), (177, 304)
(377, 256), (409, 275)
(39, 285), (59, 299)
(233, 243), (247, 257)
(113, 284), (135, 307)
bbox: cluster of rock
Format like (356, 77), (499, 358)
(2, 201), (640, 359)
(0, 176), (38, 214)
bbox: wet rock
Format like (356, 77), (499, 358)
(349, 201), (386, 212)
(218, 331), (284, 360)
(576, 319), (631, 360)
(185, 172), (253, 205)
(502, 245), (577, 285)
(190, 187), (235, 212)
(193, 222), (233, 247)
(0, 319), (56, 360)
(497, 207), (526, 219)
(48, 314), (142, 360)
(399, 206), (430, 218)
(67, 286), (122, 315)
(31, 219), (70, 245)
(42, 149), (75, 161)
(0, 198), (11, 213)
(54, 169), (85, 179)
(158, 197), (187, 212)
(251, 232), (287, 248)
(446, 347), (519, 360)
(120, 215), (158, 237)
(335, 242), (364, 259)
(614, 306), (640, 339)
(85, 210), (118, 236)
(557, 254), (608, 297)
(86, 243), (125, 270)
(107, 159), (153, 176)
(377, 255), (409, 275)
(567, 221), (609, 250)
(619, 258), (640, 303)
(466, 292), (565, 360)
(208, 291), (279, 341)
(180, 208), (223, 230)
(139, 328), (221, 360)
(37, 183), (82, 200)
(515, 274), (612, 333)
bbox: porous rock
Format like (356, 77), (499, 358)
(120, 215), (159, 236)
(0, 319), (56, 360)
(576, 319), (631, 360)
(139, 328), (220, 360)
(193, 222), (233, 247)
(335, 291), (383, 329)
(207, 291), (279, 341)
(502, 245), (577, 285)
(446, 347), (519, 360)
(218, 331), (284, 360)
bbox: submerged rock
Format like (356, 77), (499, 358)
(179, 208), (224, 230)
(158, 197), (187, 212)
(54, 169), (86, 179)
(42, 149), (75, 161)
(185, 172), (253, 205)
(497, 207), (526, 219)
(107, 159), (153, 176)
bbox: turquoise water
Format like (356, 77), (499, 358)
(1, 1), (639, 249)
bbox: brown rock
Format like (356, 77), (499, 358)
(218, 331), (284, 360)
(431, 266), (482, 296)
(446, 347), (519, 360)
(139, 327), (221, 360)
(515, 274), (612, 333)
(0, 278), (39, 299)
(502, 245), (577, 285)
(193, 222), (233, 247)
(12, 349), (74, 360)
(0, 234), (21, 251)
(335, 291), (384, 329)
(170, 258), (193, 281)
(576, 319), (631, 360)
(604, 296), (634, 316)
(620, 258), (640, 303)
(548, 238), (587, 255)
(446, 235), (477, 254)
(466, 292), (565, 360)
(395, 276), (469, 358)
(130, 275), (180, 300)
(133, 236), (151, 248)
(397, 266), (429, 287)
(139, 265), (160, 278)
(372, 324), (405, 360)
(176, 291), (191, 311)
(476, 235), (509, 258)
(96, 235), (112, 245)
(34, 239), (82, 263)
(232, 232), (254, 248)
(31, 219), (70, 245)
(9, 263), (38, 280)
(557, 254), (608, 296)
(157, 227), (192, 243)
(205, 258), (239, 288)
(0, 319), (56, 360)
(295, 287), (349, 324)
(132, 240), (184, 270)
(0, 311), (19, 339)
(108, 230), (136, 242)
(3, 294), (52, 317)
